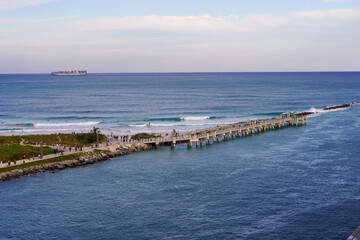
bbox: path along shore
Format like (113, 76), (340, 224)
(0, 101), (358, 181)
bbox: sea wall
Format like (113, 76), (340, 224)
(0, 143), (153, 181)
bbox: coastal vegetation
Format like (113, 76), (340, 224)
(0, 132), (107, 147)
(0, 131), (107, 164)
(0, 145), (55, 162)
(131, 133), (160, 140)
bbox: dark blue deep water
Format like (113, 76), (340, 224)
(0, 72), (359, 239)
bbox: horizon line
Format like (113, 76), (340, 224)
(1, 70), (360, 75)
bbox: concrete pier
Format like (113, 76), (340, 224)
(141, 114), (308, 149)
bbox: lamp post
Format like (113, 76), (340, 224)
(40, 141), (43, 158)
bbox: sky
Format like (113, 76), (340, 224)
(1, 0), (360, 73)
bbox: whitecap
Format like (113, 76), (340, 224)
(180, 116), (211, 121)
(307, 107), (349, 114)
(34, 121), (99, 127)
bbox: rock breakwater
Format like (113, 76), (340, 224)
(0, 143), (153, 181)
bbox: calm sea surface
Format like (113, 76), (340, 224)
(0, 72), (359, 239)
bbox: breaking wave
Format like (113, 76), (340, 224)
(0, 128), (23, 132)
(146, 116), (214, 122)
(8, 123), (35, 127)
(0, 128), (91, 133)
(180, 116), (211, 121)
(34, 121), (99, 127)
(7, 121), (99, 128)
(129, 122), (233, 128)
(307, 107), (349, 114)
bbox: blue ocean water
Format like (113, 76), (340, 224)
(0, 72), (358, 135)
(0, 72), (359, 239)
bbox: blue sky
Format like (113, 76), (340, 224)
(1, 0), (360, 73)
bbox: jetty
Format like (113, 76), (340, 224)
(140, 113), (308, 148)
(1, 101), (357, 181)
(139, 100), (359, 149)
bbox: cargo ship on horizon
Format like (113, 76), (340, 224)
(51, 70), (87, 76)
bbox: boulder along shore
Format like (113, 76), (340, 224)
(0, 143), (153, 181)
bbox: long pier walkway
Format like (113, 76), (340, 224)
(141, 114), (308, 148)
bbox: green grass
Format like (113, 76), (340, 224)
(0, 145), (55, 162)
(0, 136), (22, 146)
(131, 133), (160, 140)
(0, 153), (83, 174)
(0, 133), (107, 147)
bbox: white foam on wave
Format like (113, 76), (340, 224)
(129, 122), (234, 127)
(34, 121), (99, 127)
(128, 124), (148, 127)
(0, 129), (23, 133)
(0, 128), (90, 133)
(24, 128), (90, 132)
(180, 116), (210, 121)
(307, 107), (349, 114)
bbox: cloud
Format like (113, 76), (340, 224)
(0, 0), (58, 12)
(71, 14), (234, 32)
(0, 19), (15, 24)
(66, 9), (360, 33)
(322, 0), (353, 2)
(27, 15), (78, 23)
(1, 8), (360, 72)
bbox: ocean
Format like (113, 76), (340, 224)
(0, 72), (359, 239)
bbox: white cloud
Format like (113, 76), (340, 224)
(66, 9), (360, 33)
(0, 0), (58, 12)
(1, 8), (360, 72)
(71, 14), (233, 32)
(27, 15), (78, 23)
(322, 0), (353, 2)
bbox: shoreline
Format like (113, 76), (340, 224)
(0, 142), (153, 181)
(0, 101), (358, 182)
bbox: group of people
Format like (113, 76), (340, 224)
(68, 146), (83, 152)
(1, 154), (38, 167)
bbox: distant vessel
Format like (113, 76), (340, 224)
(51, 70), (87, 76)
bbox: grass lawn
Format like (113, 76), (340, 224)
(0, 133), (107, 147)
(0, 145), (55, 162)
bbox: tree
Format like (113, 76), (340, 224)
(92, 127), (100, 134)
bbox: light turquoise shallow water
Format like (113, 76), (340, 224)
(0, 72), (359, 239)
